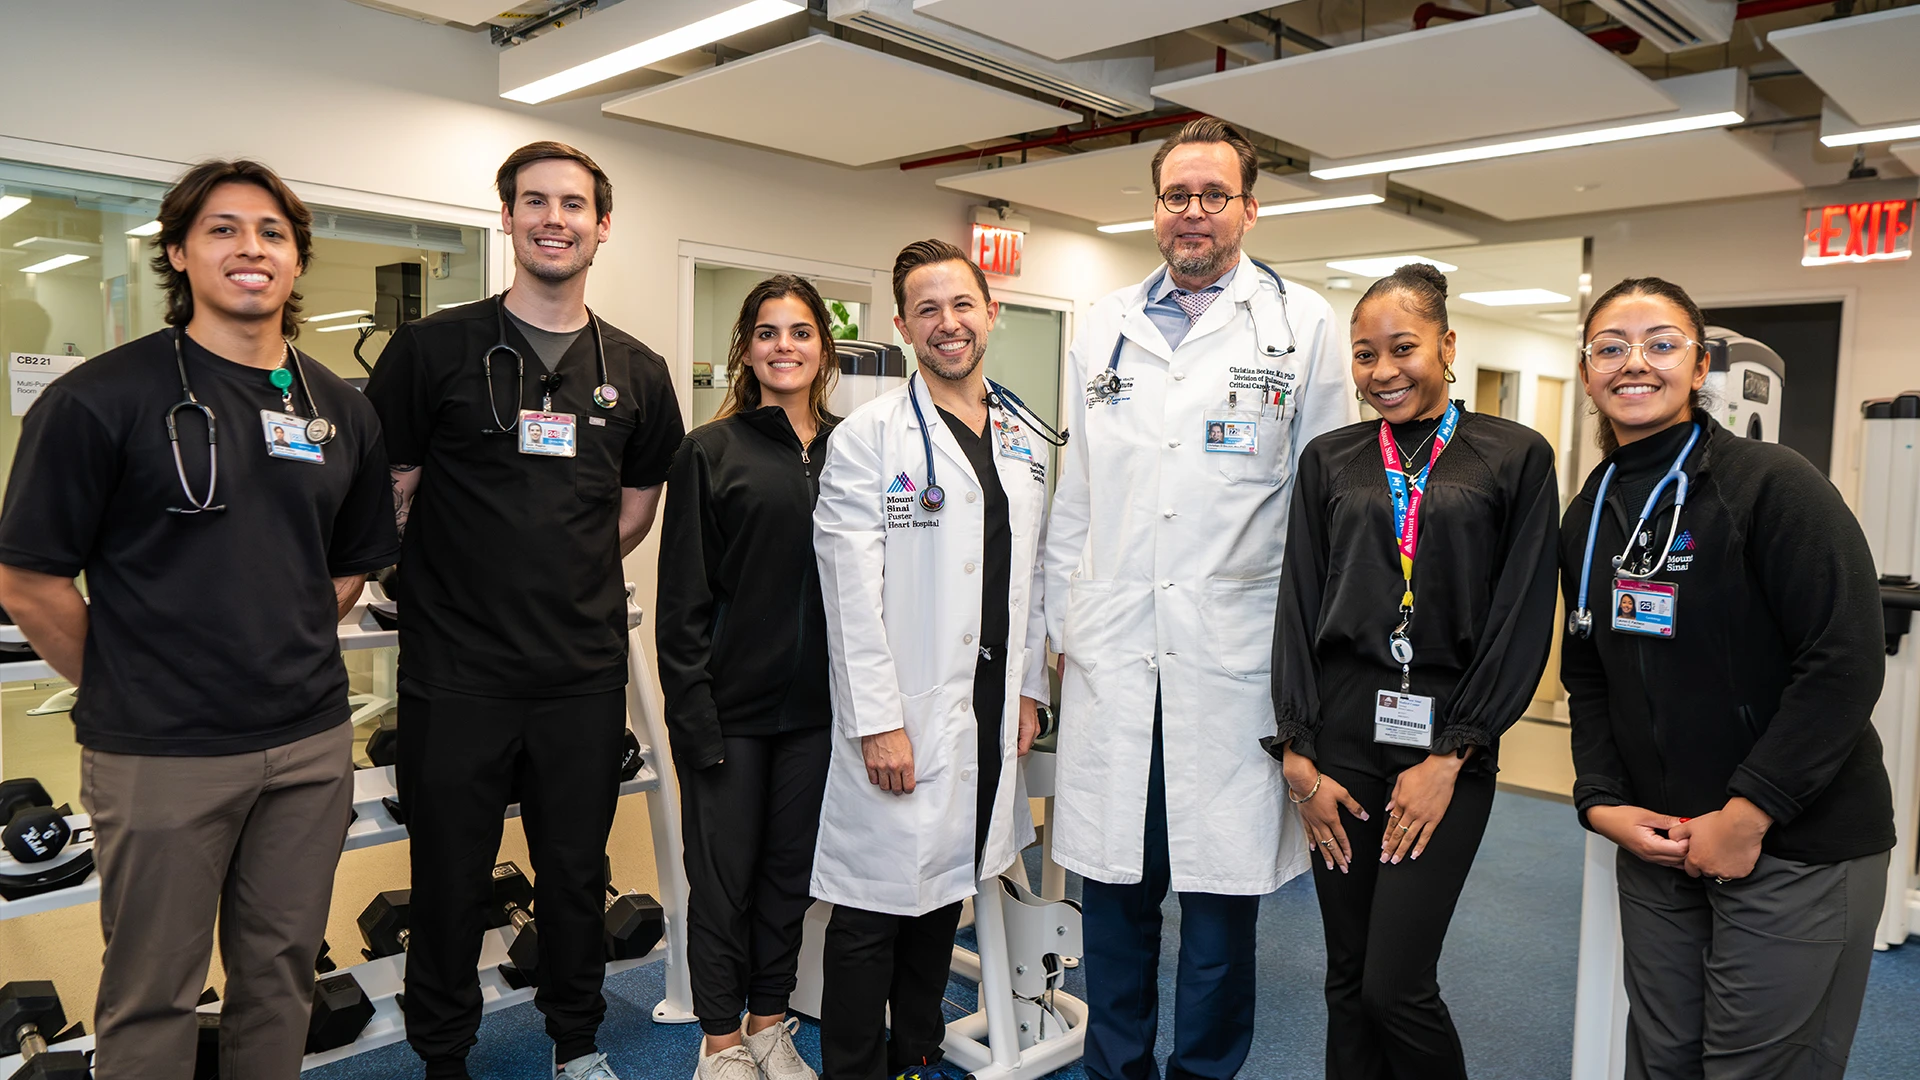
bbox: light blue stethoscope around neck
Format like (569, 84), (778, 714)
(904, 370), (1067, 514)
(1568, 424), (1702, 638)
(1088, 258), (1298, 400)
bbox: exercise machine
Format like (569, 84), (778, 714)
(1702, 326), (1785, 441)
(1861, 391), (1920, 950)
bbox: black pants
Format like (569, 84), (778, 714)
(679, 728), (832, 1036)
(818, 649), (1006, 1080)
(395, 678), (628, 1076)
(1310, 764), (1495, 1080)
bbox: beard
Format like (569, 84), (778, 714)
(515, 232), (596, 282)
(1160, 235), (1239, 282)
(916, 336), (986, 382)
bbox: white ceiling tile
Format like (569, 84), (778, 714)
(1894, 141), (1920, 176)
(1391, 129), (1802, 221)
(913, 0), (1289, 61)
(933, 142), (1321, 224)
(1769, 8), (1920, 127)
(350, 0), (514, 25)
(601, 36), (1078, 166)
(1152, 9), (1677, 160)
(1242, 205), (1478, 263)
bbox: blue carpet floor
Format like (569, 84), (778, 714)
(310, 791), (1920, 1078)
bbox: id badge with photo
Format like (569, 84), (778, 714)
(1203, 411), (1258, 455)
(1373, 690), (1434, 749)
(995, 419), (1035, 462)
(1612, 579), (1677, 638)
(260, 409), (325, 465)
(518, 410), (576, 457)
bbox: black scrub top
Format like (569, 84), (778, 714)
(939, 407), (1012, 651)
(366, 296), (683, 697)
(1268, 406), (1561, 778)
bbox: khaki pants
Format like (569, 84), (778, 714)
(81, 722), (354, 1080)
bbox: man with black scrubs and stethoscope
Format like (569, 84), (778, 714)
(811, 239), (1054, 1080)
(1040, 117), (1353, 1079)
(365, 141), (683, 1080)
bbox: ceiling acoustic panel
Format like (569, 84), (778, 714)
(1243, 205), (1478, 264)
(913, 0), (1285, 61)
(1152, 8), (1677, 160)
(1391, 128), (1801, 221)
(1769, 7), (1920, 127)
(933, 142), (1322, 226)
(601, 36), (1078, 166)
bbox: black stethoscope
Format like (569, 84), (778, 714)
(166, 328), (332, 515)
(1568, 424), (1701, 638)
(904, 371), (1067, 514)
(482, 294), (619, 434)
(1088, 258), (1297, 400)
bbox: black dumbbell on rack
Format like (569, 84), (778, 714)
(357, 889), (412, 960)
(492, 863), (542, 987)
(602, 882), (664, 962)
(0, 981), (89, 1080)
(0, 781), (93, 902)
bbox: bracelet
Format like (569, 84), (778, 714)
(1287, 773), (1323, 804)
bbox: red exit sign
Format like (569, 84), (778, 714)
(972, 223), (1024, 277)
(1802, 199), (1913, 266)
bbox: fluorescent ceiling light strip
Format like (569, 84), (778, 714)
(1461, 288), (1572, 306)
(1821, 121), (1920, 148)
(1326, 255), (1459, 276)
(304, 309), (372, 324)
(315, 321), (377, 333)
(19, 253), (88, 274)
(1313, 110), (1743, 180)
(502, 0), (803, 104)
(125, 220), (162, 237)
(0, 196), (28, 222)
(1800, 252), (1911, 267)
(1098, 192), (1383, 234)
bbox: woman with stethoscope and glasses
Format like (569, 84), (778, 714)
(1559, 277), (1892, 1080)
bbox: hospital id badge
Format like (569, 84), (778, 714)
(260, 410), (324, 464)
(518, 410), (576, 457)
(1203, 411), (1257, 455)
(1612, 578), (1677, 638)
(995, 418), (1035, 462)
(1373, 690), (1433, 749)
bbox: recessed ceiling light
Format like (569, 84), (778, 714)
(1324, 255), (1459, 277)
(304, 309), (373, 324)
(500, 0), (804, 104)
(0, 196), (29, 222)
(19, 253), (88, 274)
(125, 220), (163, 237)
(1098, 183), (1385, 235)
(1096, 219), (1156, 234)
(1120, 186), (1142, 195)
(1537, 311), (1581, 323)
(1461, 288), (1573, 306)
(314, 321), (377, 333)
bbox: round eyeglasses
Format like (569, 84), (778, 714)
(1157, 190), (1247, 215)
(1581, 334), (1699, 374)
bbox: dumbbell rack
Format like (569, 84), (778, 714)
(0, 586), (697, 1073)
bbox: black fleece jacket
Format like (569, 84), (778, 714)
(1559, 414), (1894, 864)
(656, 407), (836, 770)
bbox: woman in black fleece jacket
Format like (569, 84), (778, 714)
(1561, 277), (1892, 1080)
(656, 275), (839, 1080)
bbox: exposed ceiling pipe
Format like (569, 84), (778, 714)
(900, 111), (1206, 170)
(1416, 0), (1843, 52)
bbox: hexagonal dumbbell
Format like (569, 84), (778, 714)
(304, 973), (373, 1054)
(357, 889), (413, 959)
(492, 862), (541, 986)
(0, 981), (91, 1080)
(0, 780), (52, 827)
(603, 884), (663, 962)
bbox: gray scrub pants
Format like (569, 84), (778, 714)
(1614, 846), (1889, 1080)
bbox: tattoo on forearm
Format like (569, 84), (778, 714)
(391, 465), (418, 537)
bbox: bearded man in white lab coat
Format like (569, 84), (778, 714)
(811, 239), (1051, 1080)
(1041, 117), (1354, 1079)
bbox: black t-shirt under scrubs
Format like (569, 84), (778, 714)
(365, 295), (684, 697)
(0, 329), (399, 756)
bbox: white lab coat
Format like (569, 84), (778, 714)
(811, 377), (1049, 917)
(1041, 253), (1354, 894)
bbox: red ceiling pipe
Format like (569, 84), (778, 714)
(900, 110), (1207, 171)
(1412, 3), (1481, 30)
(1419, 0), (1839, 52)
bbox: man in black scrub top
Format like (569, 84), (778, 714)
(365, 141), (683, 1080)
(0, 160), (397, 1080)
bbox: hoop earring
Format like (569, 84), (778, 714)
(1444, 365), (1457, 384)
(1355, 387), (1366, 403)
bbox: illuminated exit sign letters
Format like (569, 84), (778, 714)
(1802, 199), (1913, 266)
(972, 223), (1024, 278)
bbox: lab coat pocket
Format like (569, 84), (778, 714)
(574, 414), (636, 504)
(899, 684), (948, 784)
(1214, 412), (1292, 487)
(1200, 577), (1280, 680)
(1063, 578), (1117, 673)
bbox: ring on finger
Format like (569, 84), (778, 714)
(1398, 822), (1411, 832)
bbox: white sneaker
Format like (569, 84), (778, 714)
(558, 1051), (621, 1080)
(694, 1043), (761, 1080)
(744, 1018), (818, 1080)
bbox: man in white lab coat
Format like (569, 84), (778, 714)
(811, 239), (1051, 1080)
(1041, 118), (1354, 1079)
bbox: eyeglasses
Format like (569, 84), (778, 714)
(1157, 190), (1247, 215)
(1581, 334), (1699, 374)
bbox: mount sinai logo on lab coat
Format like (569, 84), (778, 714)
(886, 472), (917, 494)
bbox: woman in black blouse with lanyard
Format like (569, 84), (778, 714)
(1269, 264), (1560, 1079)
(1561, 277), (1890, 1080)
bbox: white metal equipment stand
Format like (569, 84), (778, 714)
(1860, 391), (1920, 950)
(0, 585), (696, 1073)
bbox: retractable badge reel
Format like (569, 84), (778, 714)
(261, 355), (333, 465)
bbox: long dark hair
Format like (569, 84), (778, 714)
(1582, 276), (1711, 456)
(714, 274), (839, 427)
(150, 159), (314, 340)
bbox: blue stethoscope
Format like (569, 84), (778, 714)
(1568, 424), (1701, 638)
(905, 371), (1067, 514)
(1089, 259), (1297, 400)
